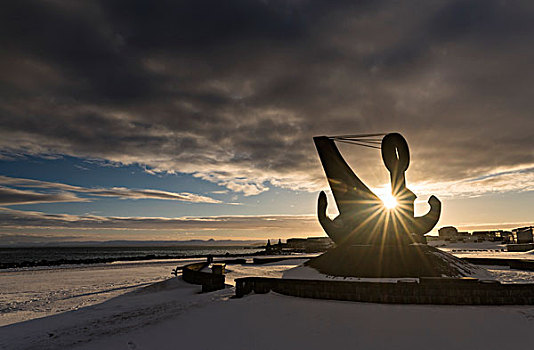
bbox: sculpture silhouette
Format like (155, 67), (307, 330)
(314, 133), (441, 246)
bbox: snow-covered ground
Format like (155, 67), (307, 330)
(429, 240), (534, 259)
(2, 244), (534, 349)
(2, 277), (534, 350)
(0, 258), (207, 327)
(283, 264), (534, 284)
(0, 256), (314, 327)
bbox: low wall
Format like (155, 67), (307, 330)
(507, 243), (534, 252)
(462, 257), (510, 266)
(182, 262), (225, 292)
(219, 258), (247, 264)
(463, 257), (534, 271)
(252, 256), (311, 264)
(235, 277), (534, 305)
(509, 260), (534, 271)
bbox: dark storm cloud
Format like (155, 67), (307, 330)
(1, 0), (533, 196)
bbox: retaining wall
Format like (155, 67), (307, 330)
(235, 277), (534, 305)
(507, 243), (534, 252)
(252, 256), (312, 264)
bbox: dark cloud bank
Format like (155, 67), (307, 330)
(1, 0), (533, 196)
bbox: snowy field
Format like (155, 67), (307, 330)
(2, 243), (534, 349)
(0, 258), (203, 327)
(2, 277), (534, 350)
(0, 257), (312, 327)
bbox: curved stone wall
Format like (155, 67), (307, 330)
(235, 277), (534, 305)
(182, 262), (225, 292)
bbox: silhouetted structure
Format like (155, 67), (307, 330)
(437, 226), (517, 243)
(439, 226), (459, 240)
(314, 133), (440, 246)
(308, 133), (484, 278)
(265, 239), (284, 254)
(512, 227), (534, 244)
(286, 237), (333, 252)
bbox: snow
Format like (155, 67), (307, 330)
(90, 292), (534, 350)
(223, 259), (312, 283)
(0, 278), (218, 350)
(484, 265), (534, 284)
(282, 262), (520, 283)
(283, 265), (420, 282)
(2, 251), (534, 349)
(2, 277), (534, 350)
(0, 256), (312, 327)
(0, 258), (205, 327)
(429, 240), (534, 260)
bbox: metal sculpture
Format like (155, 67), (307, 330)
(314, 133), (440, 246)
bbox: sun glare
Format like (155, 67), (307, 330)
(381, 193), (398, 209)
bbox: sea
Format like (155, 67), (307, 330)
(0, 246), (263, 269)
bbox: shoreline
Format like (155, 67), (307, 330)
(3, 239), (533, 270)
(0, 250), (272, 270)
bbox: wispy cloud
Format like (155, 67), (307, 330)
(410, 165), (534, 199)
(0, 187), (84, 205)
(211, 190), (229, 194)
(1, 207), (531, 244)
(0, 176), (223, 204)
(83, 187), (222, 203)
(0, 207), (321, 235)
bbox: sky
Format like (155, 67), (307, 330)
(0, 0), (533, 245)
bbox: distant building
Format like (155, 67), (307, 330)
(265, 239), (284, 254)
(285, 238), (306, 249)
(456, 231), (470, 241)
(512, 227), (534, 244)
(471, 230), (507, 242)
(437, 226), (531, 245)
(286, 237), (333, 252)
(438, 226), (458, 240)
(501, 231), (513, 243)
(487, 230), (509, 242)
(472, 231), (490, 241)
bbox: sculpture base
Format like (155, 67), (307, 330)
(306, 244), (489, 278)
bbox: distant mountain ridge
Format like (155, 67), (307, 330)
(0, 239), (265, 248)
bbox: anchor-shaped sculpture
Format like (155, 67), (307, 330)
(314, 133), (441, 246)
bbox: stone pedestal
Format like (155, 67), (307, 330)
(307, 244), (485, 278)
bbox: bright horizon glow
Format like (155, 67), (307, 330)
(380, 193), (398, 209)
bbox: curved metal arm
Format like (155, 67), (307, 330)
(381, 133), (409, 196)
(314, 132), (441, 245)
(317, 191), (344, 244)
(414, 195), (442, 235)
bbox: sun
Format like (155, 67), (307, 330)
(381, 193), (398, 209)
